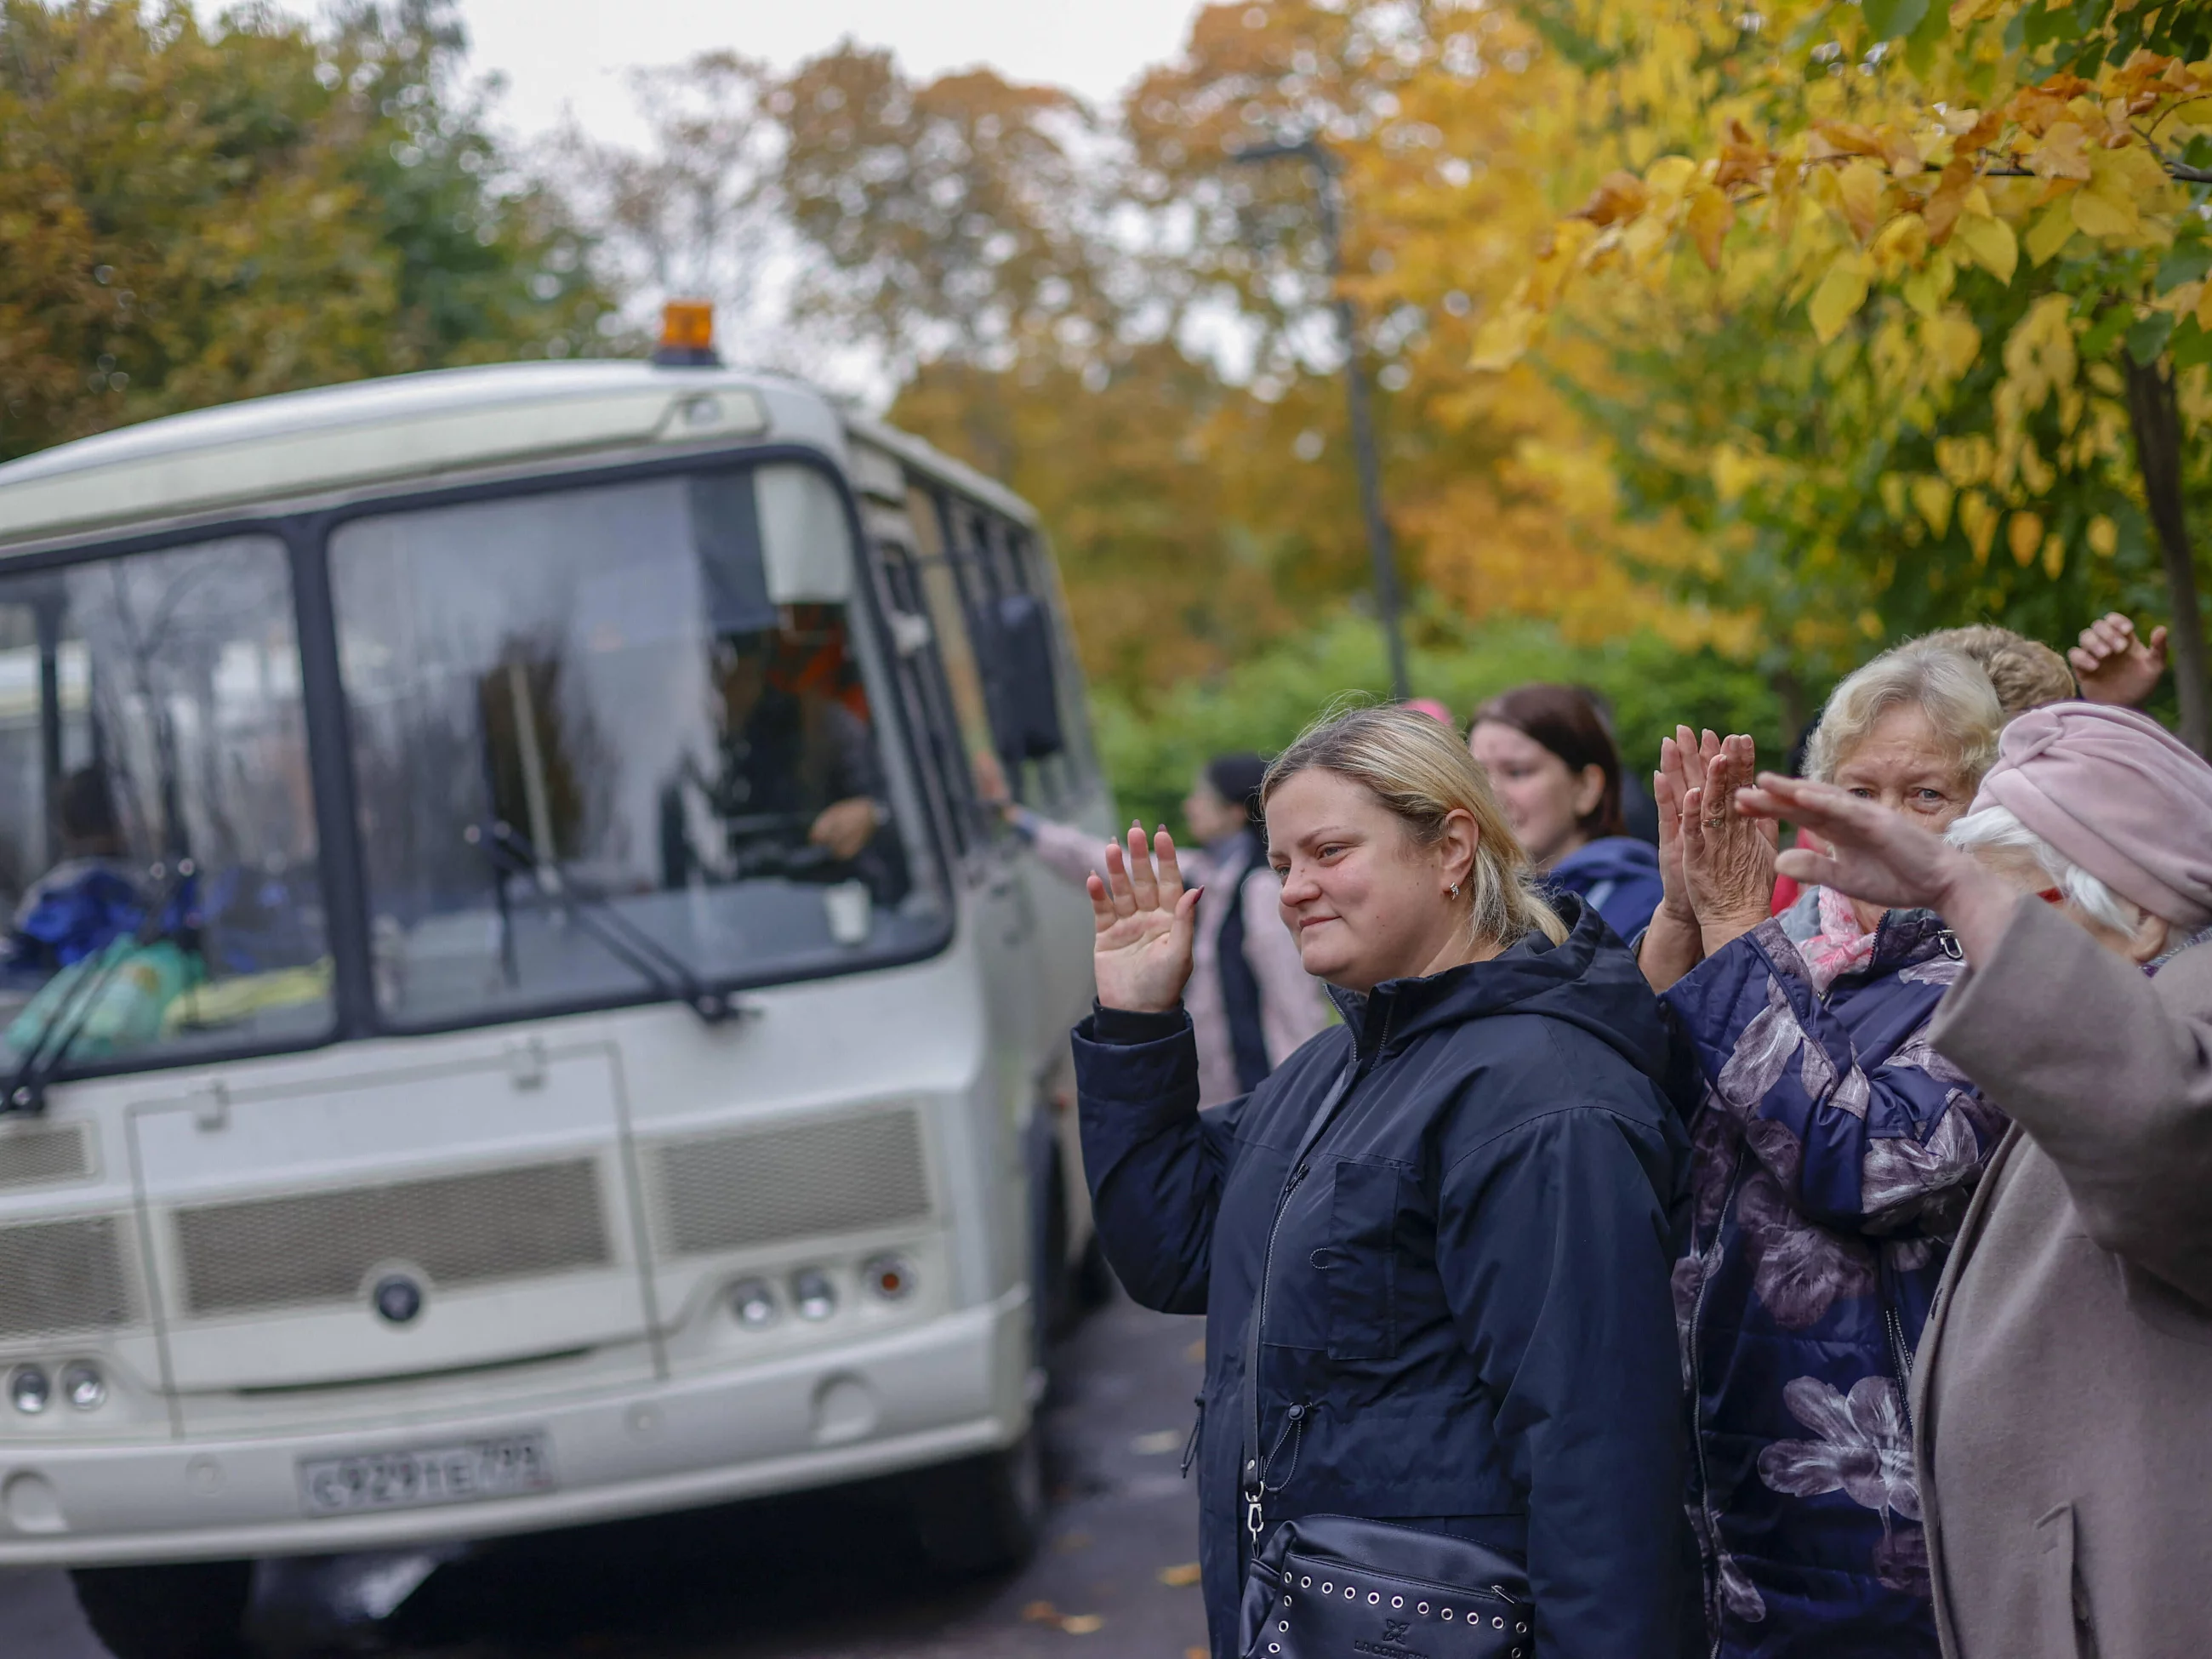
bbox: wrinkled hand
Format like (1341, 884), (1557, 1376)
(1679, 733), (1776, 954)
(1734, 772), (1966, 915)
(809, 796), (881, 861)
(1653, 726), (1723, 928)
(1088, 824), (1200, 1014)
(2070, 612), (2168, 709)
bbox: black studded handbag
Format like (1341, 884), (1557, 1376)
(1238, 1514), (1533, 1659)
(1234, 1062), (1535, 1659)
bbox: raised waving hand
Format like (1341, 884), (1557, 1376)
(1088, 824), (1200, 1014)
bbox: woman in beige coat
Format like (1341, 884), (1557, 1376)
(1735, 702), (2212, 1659)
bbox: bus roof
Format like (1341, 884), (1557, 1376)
(0, 360), (1036, 549)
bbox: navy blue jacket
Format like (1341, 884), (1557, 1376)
(1548, 835), (1667, 944)
(1662, 895), (2004, 1656)
(1075, 898), (1699, 1659)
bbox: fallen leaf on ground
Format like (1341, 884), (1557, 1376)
(1060, 1614), (1105, 1635)
(1131, 1429), (1184, 1456)
(1160, 1562), (1203, 1587)
(1022, 1600), (1061, 1623)
(1184, 1338), (1206, 1362)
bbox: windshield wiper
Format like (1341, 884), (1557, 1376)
(464, 822), (741, 1025)
(5, 858), (196, 1116)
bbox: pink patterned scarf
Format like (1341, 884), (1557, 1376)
(1800, 885), (1880, 994)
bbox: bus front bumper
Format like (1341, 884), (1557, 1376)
(0, 1293), (1033, 1566)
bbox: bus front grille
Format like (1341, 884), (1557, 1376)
(0, 1123), (92, 1190)
(173, 1160), (612, 1317)
(653, 1109), (931, 1257)
(0, 1214), (135, 1337)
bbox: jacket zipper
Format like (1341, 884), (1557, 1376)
(1244, 1018), (1382, 1545)
(1244, 1154), (1314, 1542)
(1181, 1394), (1204, 1479)
(1687, 1144), (1745, 1659)
(1884, 1305), (1916, 1440)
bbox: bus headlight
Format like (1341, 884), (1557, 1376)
(9, 1365), (50, 1415)
(791, 1268), (837, 1321)
(60, 1362), (105, 1411)
(729, 1280), (779, 1329)
(861, 1254), (913, 1301)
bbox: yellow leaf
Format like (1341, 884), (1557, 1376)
(1160, 1564), (1203, 1587)
(1950, 0), (2004, 21)
(2200, 282), (2212, 331)
(1808, 254), (1871, 343)
(1870, 213), (1930, 279)
(1645, 155), (1699, 198)
(1060, 1616), (1106, 1636)
(2071, 187), (2138, 238)
(1880, 473), (1908, 519)
(1686, 185), (1734, 271)
(1024, 1602), (1063, 1623)
(1925, 312), (1982, 379)
(2027, 122), (2094, 182)
(2042, 533), (2066, 579)
(1911, 475), (1955, 537)
(1470, 305), (1542, 373)
(2024, 201), (2078, 266)
(1922, 158), (1976, 242)
(1935, 434), (1994, 487)
(1953, 214), (2017, 282)
(1837, 159), (1889, 243)
(2089, 515), (2118, 557)
(1959, 490), (1998, 564)
(2008, 510), (2045, 567)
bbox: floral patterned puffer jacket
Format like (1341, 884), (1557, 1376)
(1662, 890), (2007, 1659)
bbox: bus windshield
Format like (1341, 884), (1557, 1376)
(330, 468), (944, 1029)
(0, 535), (331, 1075)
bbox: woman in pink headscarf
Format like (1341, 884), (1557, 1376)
(1735, 702), (2212, 1659)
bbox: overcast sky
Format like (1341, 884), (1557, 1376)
(453, 0), (1208, 147)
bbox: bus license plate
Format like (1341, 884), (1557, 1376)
(299, 1433), (554, 1517)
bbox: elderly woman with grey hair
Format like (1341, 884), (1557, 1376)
(1737, 703), (2212, 1659)
(1640, 640), (2010, 1658)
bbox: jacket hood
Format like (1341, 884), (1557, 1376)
(1551, 835), (1662, 886)
(1325, 895), (1673, 1084)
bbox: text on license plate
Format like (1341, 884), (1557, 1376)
(299, 1433), (554, 1517)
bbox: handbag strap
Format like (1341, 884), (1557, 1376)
(1240, 1046), (1363, 1545)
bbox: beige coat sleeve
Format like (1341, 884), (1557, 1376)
(1239, 866), (1334, 1067)
(1929, 896), (2212, 1304)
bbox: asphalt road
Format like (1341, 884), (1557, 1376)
(382, 1289), (1211, 1659)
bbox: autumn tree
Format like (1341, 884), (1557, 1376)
(0, 0), (607, 465)
(1476, 0), (2212, 745)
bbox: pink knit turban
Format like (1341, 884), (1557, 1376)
(1975, 701), (2212, 931)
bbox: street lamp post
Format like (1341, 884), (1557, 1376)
(1231, 137), (1411, 704)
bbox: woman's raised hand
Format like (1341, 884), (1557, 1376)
(1088, 824), (1200, 1015)
(1735, 772), (1963, 914)
(1679, 732), (1777, 955)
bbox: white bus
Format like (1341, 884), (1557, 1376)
(0, 322), (1111, 1652)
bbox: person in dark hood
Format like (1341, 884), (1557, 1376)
(1073, 704), (1697, 1659)
(1469, 682), (1664, 940)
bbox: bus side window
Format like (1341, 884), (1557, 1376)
(871, 536), (979, 858)
(1002, 520), (1097, 805)
(904, 485), (999, 847)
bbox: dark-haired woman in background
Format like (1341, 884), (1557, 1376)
(1469, 682), (1665, 939)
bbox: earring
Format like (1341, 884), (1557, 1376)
(1448, 882), (1461, 899)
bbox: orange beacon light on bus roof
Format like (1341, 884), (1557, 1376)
(653, 299), (719, 367)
